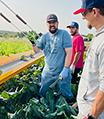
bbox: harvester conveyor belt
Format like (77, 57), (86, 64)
(0, 51), (44, 85)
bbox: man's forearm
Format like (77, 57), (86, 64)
(72, 51), (81, 65)
(32, 45), (41, 53)
(64, 48), (72, 68)
(90, 90), (104, 119)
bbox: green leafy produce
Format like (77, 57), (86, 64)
(27, 31), (38, 41)
(20, 54), (27, 61)
(29, 53), (34, 58)
(33, 70), (41, 76)
(0, 70), (2, 75)
(27, 31), (41, 47)
(22, 69), (29, 75)
(71, 84), (78, 98)
(46, 89), (54, 103)
(1, 91), (10, 99)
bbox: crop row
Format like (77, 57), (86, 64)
(0, 60), (78, 119)
(0, 38), (32, 57)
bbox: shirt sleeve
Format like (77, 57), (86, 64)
(99, 46), (104, 92)
(38, 34), (46, 50)
(62, 30), (72, 48)
(74, 36), (84, 52)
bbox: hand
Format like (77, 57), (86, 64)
(60, 67), (69, 80)
(29, 40), (36, 46)
(70, 64), (75, 74)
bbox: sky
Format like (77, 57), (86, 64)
(0, 0), (96, 35)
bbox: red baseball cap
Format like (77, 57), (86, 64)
(73, 8), (88, 15)
(73, 0), (104, 15)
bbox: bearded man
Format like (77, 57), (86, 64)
(67, 21), (84, 84)
(29, 14), (73, 100)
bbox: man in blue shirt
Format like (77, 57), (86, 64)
(30, 14), (73, 99)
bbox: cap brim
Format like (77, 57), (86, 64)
(73, 8), (88, 15)
(47, 19), (57, 22)
(66, 25), (73, 28)
(66, 26), (70, 28)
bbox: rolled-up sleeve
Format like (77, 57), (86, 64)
(98, 46), (104, 92)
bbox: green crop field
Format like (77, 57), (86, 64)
(84, 42), (90, 61)
(0, 38), (32, 57)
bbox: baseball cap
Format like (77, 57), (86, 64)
(66, 22), (79, 28)
(73, 0), (104, 15)
(47, 14), (58, 22)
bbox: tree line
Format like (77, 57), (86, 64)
(81, 33), (93, 41)
(0, 30), (93, 41)
(0, 30), (27, 38)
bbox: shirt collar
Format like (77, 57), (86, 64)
(94, 25), (104, 37)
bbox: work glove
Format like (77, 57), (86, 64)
(70, 64), (75, 74)
(83, 117), (88, 119)
(60, 67), (69, 80)
(29, 40), (36, 46)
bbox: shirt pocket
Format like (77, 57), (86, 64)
(78, 78), (88, 100)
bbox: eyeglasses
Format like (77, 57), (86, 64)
(81, 10), (88, 17)
(81, 9), (92, 17)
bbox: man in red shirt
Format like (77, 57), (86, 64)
(67, 22), (84, 84)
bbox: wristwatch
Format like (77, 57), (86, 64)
(87, 114), (95, 119)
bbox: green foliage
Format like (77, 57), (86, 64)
(20, 54), (27, 61)
(29, 53), (34, 58)
(33, 70), (41, 76)
(86, 33), (93, 41)
(27, 31), (41, 47)
(0, 39), (32, 57)
(0, 30), (28, 38)
(71, 84), (77, 98)
(0, 63), (78, 119)
(27, 31), (38, 41)
(1, 91), (10, 99)
(84, 42), (90, 61)
(17, 31), (27, 38)
(82, 33), (93, 41)
(35, 58), (45, 67)
(0, 70), (2, 76)
(0, 30), (18, 38)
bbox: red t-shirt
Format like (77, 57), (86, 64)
(70, 34), (84, 68)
